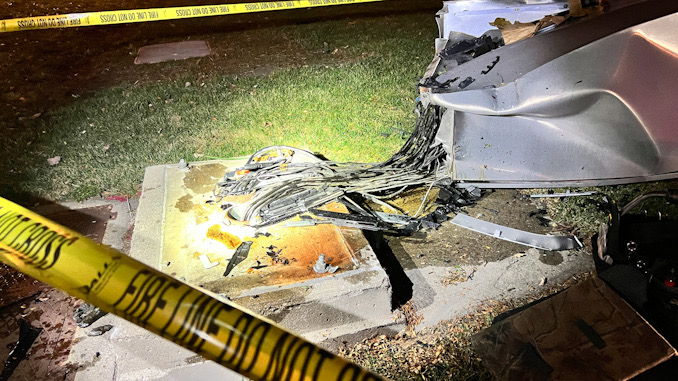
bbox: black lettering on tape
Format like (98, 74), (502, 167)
(13, 223), (46, 253)
(285, 341), (316, 381)
(234, 321), (272, 373)
(113, 269), (151, 308)
(0, 210), (28, 241)
(126, 274), (167, 320)
(35, 234), (76, 269)
(337, 363), (361, 381)
(263, 333), (301, 380)
(144, 279), (181, 324)
(0, 213), (75, 270)
(160, 286), (194, 335)
(16, 19), (36, 29)
(7, 218), (38, 248)
(336, 363), (380, 381)
(100, 14), (117, 23)
(313, 349), (333, 380)
(220, 313), (256, 364)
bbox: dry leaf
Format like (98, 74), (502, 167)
(47, 156), (62, 166)
(535, 15), (568, 31)
(490, 18), (537, 45)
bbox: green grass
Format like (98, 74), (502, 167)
(0, 13), (436, 201)
(525, 180), (678, 236)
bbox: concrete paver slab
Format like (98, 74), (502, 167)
(134, 41), (211, 65)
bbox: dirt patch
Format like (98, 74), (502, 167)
(182, 163), (226, 193)
(389, 189), (556, 269)
(174, 194), (193, 212)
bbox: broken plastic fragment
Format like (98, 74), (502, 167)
(199, 254), (219, 269)
(313, 254), (339, 274)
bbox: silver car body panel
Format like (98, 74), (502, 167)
(425, 0), (678, 188)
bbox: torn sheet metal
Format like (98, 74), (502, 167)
(450, 214), (581, 251)
(424, 0), (678, 188)
(435, 0), (568, 40)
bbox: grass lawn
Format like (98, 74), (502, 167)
(0, 12), (436, 201)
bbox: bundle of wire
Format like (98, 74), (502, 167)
(216, 105), (449, 227)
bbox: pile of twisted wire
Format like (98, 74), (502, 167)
(216, 105), (449, 227)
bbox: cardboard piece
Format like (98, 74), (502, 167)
(473, 277), (677, 380)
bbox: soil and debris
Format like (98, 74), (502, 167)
(340, 271), (595, 380)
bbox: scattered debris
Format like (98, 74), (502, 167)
(442, 267), (474, 287)
(265, 245), (291, 265)
(250, 260), (268, 270)
(538, 277), (547, 286)
(223, 241), (253, 277)
(398, 300), (423, 337)
(198, 254), (219, 269)
(313, 254), (339, 274)
(74, 303), (107, 328)
(47, 156), (61, 166)
(87, 324), (113, 337)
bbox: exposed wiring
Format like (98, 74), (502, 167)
(216, 105), (455, 227)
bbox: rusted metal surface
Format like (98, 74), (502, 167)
(0, 205), (113, 380)
(163, 162), (367, 292)
(227, 221), (358, 287)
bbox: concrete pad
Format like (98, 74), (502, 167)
(71, 314), (244, 381)
(128, 160), (395, 340)
(70, 160), (396, 380)
(408, 248), (595, 330)
(134, 41), (211, 64)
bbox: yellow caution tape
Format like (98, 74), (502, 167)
(0, 196), (384, 381)
(0, 0), (383, 33)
